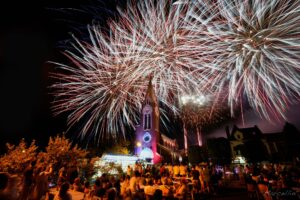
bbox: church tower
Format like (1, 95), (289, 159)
(135, 78), (161, 164)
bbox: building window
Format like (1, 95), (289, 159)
(144, 114), (151, 130)
(144, 115), (147, 130)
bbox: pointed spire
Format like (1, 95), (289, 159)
(146, 75), (154, 94)
(145, 75), (157, 104)
(149, 75), (153, 86)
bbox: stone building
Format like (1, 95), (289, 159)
(134, 79), (180, 164)
(226, 123), (300, 163)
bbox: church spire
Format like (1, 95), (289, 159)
(135, 76), (161, 164)
(144, 76), (157, 105)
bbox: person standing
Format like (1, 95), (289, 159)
(0, 172), (19, 200)
(20, 161), (36, 200)
(67, 162), (79, 186)
(54, 182), (72, 200)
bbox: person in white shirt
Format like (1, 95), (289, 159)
(144, 179), (156, 196)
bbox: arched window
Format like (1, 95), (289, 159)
(144, 113), (151, 130)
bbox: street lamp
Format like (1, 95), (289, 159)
(136, 142), (142, 147)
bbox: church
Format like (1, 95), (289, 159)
(134, 79), (181, 164)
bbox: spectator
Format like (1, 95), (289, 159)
(191, 166), (200, 181)
(107, 182), (117, 200)
(120, 175), (130, 197)
(57, 166), (67, 191)
(67, 163), (78, 185)
(129, 171), (139, 195)
(159, 179), (171, 197)
(20, 162), (35, 200)
(173, 164), (180, 177)
(54, 182), (72, 200)
(73, 177), (83, 192)
(83, 181), (91, 196)
(179, 164), (187, 177)
(174, 178), (188, 199)
(153, 189), (163, 200)
(0, 172), (19, 200)
(93, 178), (106, 198)
(144, 179), (155, 196)
(31, 166), (50, 200)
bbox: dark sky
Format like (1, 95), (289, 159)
(0, 0), (299, 152)
(0, 0), (95, 151)
(0, 0), (128, 153)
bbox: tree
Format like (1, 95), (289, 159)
(0, 138), (38, 174)
(105, 140), (131, 155)
(79, 157), (100, 181)
(38, 135), (88, 178)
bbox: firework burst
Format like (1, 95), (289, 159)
(185, 0), (300, 120)
(179, 93), (231, 128)
(52, 0), (200, 141)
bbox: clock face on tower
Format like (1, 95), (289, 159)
(143, 132), (152, 143)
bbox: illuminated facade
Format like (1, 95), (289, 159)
(135, 79), (161, 163)
(135, 79), (180, 164)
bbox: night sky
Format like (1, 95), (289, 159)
(0, 0), (93, 151)
(0, 0), (299, 152)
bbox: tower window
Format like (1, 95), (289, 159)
(144, 113), (151, 130)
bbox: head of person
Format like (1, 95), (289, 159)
(84, 181), (90, 188)
(74, 177), (81, 185)
(0, 173), (9, 190)
(147, 179), (154, 186)
(95, 178), (101, 187)
(59, 182), (70, 196)
(153, 189), (163, 200)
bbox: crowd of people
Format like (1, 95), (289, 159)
(0, 160), (53, 200)
(0, 160), (85, 200)
(243, 163), (300, 200)
(81, 162), (219, 200)
(0, 160), (299, 200)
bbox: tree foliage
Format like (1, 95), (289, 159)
(38, 135), (88, 174)
(80, 157), (100, 181)
(105, 140), (131, 155)
(0, 138), (38, 174)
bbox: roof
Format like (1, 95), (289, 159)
(161, 133), (177, 142)
(261, 132), (284, 141)
(143, 77), (158, 105)
(228, 125), (262, 140)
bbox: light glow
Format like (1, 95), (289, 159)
(180, 95), (210, 106)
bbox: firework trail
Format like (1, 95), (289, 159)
(52, 0), (201, 141)
(185, 0), (300, 120)
(179, 93), (231, 128)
